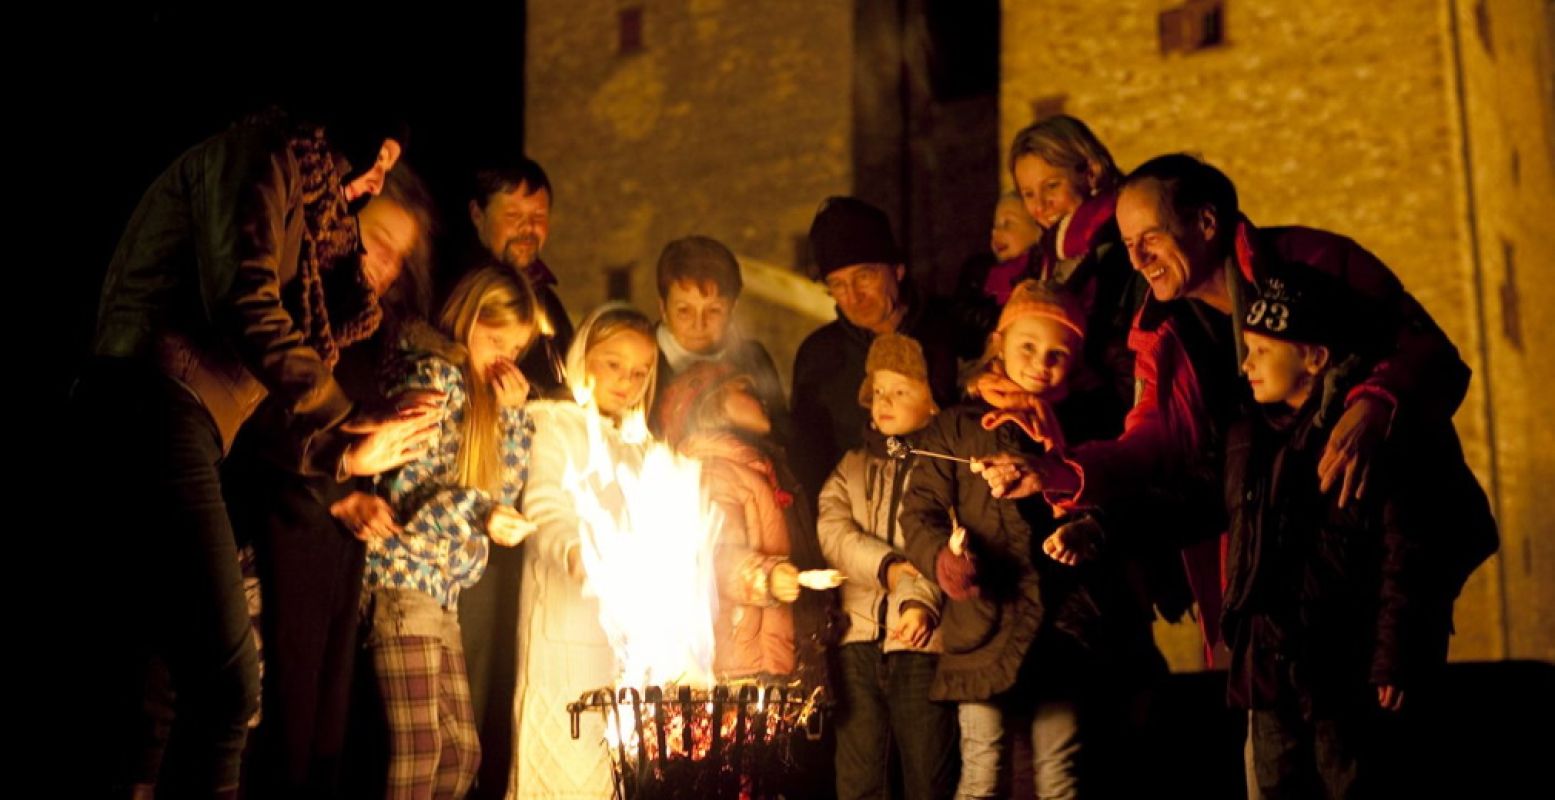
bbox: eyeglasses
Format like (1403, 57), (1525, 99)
(824, 265), (891, 298)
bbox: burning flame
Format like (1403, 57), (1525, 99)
(564, 378), (721, 688)
(593, 685), (818, 770)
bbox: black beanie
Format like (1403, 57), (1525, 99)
(807, 196), (901, 279)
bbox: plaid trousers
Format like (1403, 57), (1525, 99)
(365, 588), (481, 799)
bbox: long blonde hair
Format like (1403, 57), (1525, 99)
(437, 266), (539, 491)
(564, 303), (658, 423)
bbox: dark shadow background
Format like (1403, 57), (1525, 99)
(47, 3), (528, 409)
(33, 4), (530, 792)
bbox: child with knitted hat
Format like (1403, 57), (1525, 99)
(818, 332), (958, 799)
(899, 279), (1161, 797)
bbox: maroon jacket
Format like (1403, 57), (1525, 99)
(1060, 219), (1470, 651)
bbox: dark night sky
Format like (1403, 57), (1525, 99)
(44, 3), (528, 405)
(31, 9), (528, 766)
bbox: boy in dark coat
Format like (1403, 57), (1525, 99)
(1224, 267), (1488, 798)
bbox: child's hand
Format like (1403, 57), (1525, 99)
(487, 505), (538, 547)
(892, 604), (936, 648)
(1042, 517), (1102, 567)
(1376, 684), (1405, 712)
(390, 390), (449, 418)
(330, 492), (401, 541)
(490, 360), (532, 409)
(769, 561), (801, 604)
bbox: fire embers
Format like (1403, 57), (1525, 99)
(569, 681), (826, 799)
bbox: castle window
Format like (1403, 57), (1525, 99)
(619, 7), (644, 55)
(1159, 0), (1225, 55)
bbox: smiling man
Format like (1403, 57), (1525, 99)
(468, 156), (573, 397)
(972, 155), (1491, 676)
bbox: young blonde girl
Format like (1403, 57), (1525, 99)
(363, 267), (541, 798)
(508, 304), (661, 799)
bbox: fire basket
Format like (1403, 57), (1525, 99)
(568, 681), (827, 800)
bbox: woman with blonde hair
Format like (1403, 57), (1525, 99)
(998, 114), (1144, 408)
(1008, 114), (1123, 234)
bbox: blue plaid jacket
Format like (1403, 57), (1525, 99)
(364, 355), (534, 609)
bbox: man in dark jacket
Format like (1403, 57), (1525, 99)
(80, 107), (427, 798)
(790, 196), (958, 502)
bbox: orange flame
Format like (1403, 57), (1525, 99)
(564, 380), (721, 688)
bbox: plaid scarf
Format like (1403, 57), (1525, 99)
(285, 123), (381, 369)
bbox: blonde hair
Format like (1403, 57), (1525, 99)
(564, 303), (658, 421)
(1008, 115), (1123, 197)
(437, 267), (539, 491)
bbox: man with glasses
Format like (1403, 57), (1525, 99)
(790, 196), (958, 501)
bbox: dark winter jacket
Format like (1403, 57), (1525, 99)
(898, 390), (1161, 702)
(790, 280), (960, 501)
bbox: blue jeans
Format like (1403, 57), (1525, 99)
(955, 699), (1082, 800)
(833, 643), (959, 800)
